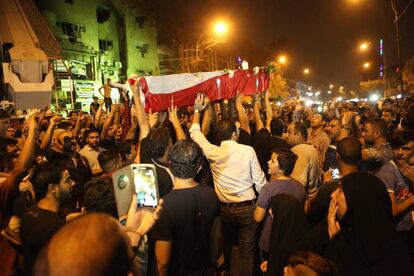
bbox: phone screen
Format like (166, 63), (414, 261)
(133, 165), (158, 207)
(331, 168), (340, 180)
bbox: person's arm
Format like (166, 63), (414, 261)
(94, 100), (104, 128)
(125, 195), (164, 246)
(155, 240), (172, 276)
(98, 85), (104, 97)
(37, 107), (48, 127)
(101, 106), (116, 140)
(40, 117), (59, 150)
(254, 206), (267, 223)
(15, 116), (37, 172)
(264, 90), (273, 132)
(253, 95), (265, 132)
(72, 111), (83, 138)
(131, 82), (151, 141)
(190, 94), (217, 156)
(235, 92), (250, 134)
(389, 192), (414, 216)
(250, 148), (267, 193)
(113, 106), (120, 131)
(168, 105), (186, 140)
(125, 117), (138, 141)
(201, 103), (212, 136)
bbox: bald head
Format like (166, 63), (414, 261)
(35, 213), (135, 276)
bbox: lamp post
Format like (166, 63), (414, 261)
(390, 0), (412, 93)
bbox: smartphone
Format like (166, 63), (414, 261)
(132, 164), (159, 208)
(331, 168), (340, 180)
(112, 164), (159, 217)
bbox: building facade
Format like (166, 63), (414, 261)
(35, 0), (160, 109)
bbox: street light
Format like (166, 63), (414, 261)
(363, 62), (371, 69)
(303, 68), (310, 75)
(278, 55), (287, 65)
(359, 42), (369, 52)
(329, 84), (334, 89)
(214, 21), (228, 36)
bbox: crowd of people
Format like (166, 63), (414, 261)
(1, 80), (414, 276)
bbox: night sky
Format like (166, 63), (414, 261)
(156, 0), (414, 90)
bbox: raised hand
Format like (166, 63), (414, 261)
(396, 160), (414, 184)
(148, 108), (159, 129)
(327, 197), (341, 239)
(194, 93), (207, 112)
(126, 194), (164, 236)
(168, 105), (179, 125)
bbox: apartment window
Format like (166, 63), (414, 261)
(99, 39), (113, 52)
(57, 22), (85, 43)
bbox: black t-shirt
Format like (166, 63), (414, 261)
(90, 102), (100, 114)
(307, 180), (339, 227)
(21, 205), (64, 274)
(139, 137), (173, 198)
(252, 128), (290, 181)
(151, 185), (220, 275)
(238, 128), (251, 146)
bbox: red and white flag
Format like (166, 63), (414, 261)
(138, 69), (269, 112)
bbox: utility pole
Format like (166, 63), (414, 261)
(390, 0), (414, 94)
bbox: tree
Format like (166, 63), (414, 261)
(267, 72), (290, 99)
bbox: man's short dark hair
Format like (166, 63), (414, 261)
(337, 137), (361, 165)
(169, 140), (202, 179)
(216, 119), (236, 143)
(32, 164), (66, 200)
(365, 118), (387, 138)
(318, 113), (330, 124)
(148, 128), (171, 159)
(98, 150), (120, 173)
(382, 109), (395, 117)
(271, 148), (298, 176)
(83, 177), (118, 218)
(270, 118), (285, 136)
(93, 96), (98, 100)
(292, 122), (308, 140)
(34, 213), (135, 276)
(84, 127), (100, 139)
(391, 129), (414, 148)
(0, 109), (11, 120)
(69, 111), (77, 117)
(0, 137), (18, 154)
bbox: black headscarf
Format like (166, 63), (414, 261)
(266, 193), (310, 276)
(328, 172), (413, 275)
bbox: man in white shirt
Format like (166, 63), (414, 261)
(80, 128), (104, 175)
(189, 94), (266, 276)
(285, 121), (321, 201)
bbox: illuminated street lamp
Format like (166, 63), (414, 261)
(303, 68), (310, 75)
(278, 55), (287, 65)
(214, 21), (228, 36)
(363, 62), (371, 69)
(359, 42), (369, 52)
(329, 84), (334, 89)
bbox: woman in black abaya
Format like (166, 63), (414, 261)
(325, 172), (413, 275)
(265, 193), (310, 275)
(309, 172), (412, 275)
